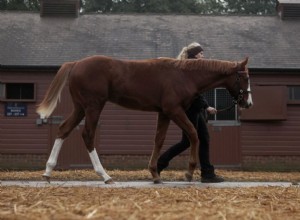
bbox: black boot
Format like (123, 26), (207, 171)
(201, 167), (224, 183)
(201, 174), (225, 183)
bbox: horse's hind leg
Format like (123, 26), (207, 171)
(43, 106), (84, 182)
(83, 105), (113, 184)
(149, 112), (170, 184)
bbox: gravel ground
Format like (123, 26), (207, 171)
(1, 170), (299, 220)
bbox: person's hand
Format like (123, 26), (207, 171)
(206, 106), (217, 115)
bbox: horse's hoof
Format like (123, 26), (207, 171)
(185, 172), (193, 182)
(153, 179), (163, 184)
(104, 178), (115, 184)
(42, 175), (51, 183)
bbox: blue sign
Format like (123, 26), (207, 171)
(5, 102), (27, 117)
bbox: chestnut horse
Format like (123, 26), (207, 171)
(37, 55), (252, 184)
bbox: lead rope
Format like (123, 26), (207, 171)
(217, 92), (242, 113)
(217, 102), (236, 113)
(216, 89), (249, 113)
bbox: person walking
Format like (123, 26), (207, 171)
(157, 42), (225, 183)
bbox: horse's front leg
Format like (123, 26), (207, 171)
(149, 112), (170, 184)
(170, 109), (199, 182)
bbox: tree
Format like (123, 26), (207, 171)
(0, 0), (7, 10)
(0, 0), (39, 11)
(0, 0), (278, 15)
(83, 0), (113, 13)
(225, 0), (277, 15)
(82, 0), (277, 15)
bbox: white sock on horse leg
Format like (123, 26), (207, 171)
(89, 148), (112, 182)
(43, 138), (64, 177)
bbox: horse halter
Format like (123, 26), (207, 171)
(218, 70), (251, 113)
(233, 70), (251, 104)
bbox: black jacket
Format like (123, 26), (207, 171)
(187, 95), (209, 114)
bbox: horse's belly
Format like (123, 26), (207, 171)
(110, 97), (159, 112)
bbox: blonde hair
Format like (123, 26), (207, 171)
(176, 42), (202, 60)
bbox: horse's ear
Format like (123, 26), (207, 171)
(240, 57), (249, 69)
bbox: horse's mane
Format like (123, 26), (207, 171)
(170, 58), (237, 73)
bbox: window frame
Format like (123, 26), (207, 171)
(0, 82), (36, 102)
(203, 88), (238, 124)
(287, 85), (300, 104)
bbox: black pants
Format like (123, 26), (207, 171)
(157, 110), (215, 177)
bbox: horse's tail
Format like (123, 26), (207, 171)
(36, 62), (75, 119)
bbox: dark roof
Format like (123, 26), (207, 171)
(0, 12), (300, 68)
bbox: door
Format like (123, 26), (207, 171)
(208, 123), (241, 167)
(203, 88), (242, 167)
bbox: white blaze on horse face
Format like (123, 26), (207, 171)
(43, 138), (64, 177)
(247, 78), (253, 106)
(89, 149), (112, 182)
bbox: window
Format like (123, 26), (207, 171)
(288, 86), (300, 101)
(0, 83), (4, 98)
(0, 83), (35, 101)
(202, 88), (237, 121)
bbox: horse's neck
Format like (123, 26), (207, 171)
(191, 69), (227, 93)
(179, 59), (232, 93)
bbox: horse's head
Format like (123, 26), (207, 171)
(226, 57), (253, 109)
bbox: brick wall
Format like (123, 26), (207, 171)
(99, 155), (191, 170)
(0, 154), (48, 170)
(242, 155), (300, 171)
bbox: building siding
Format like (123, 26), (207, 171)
(241, 72), (300, 157)
(0, 70), (54, 154)
(241, 105), (300, 156)
(1, 68), (300, 170)
(97, 103), (182, 154)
